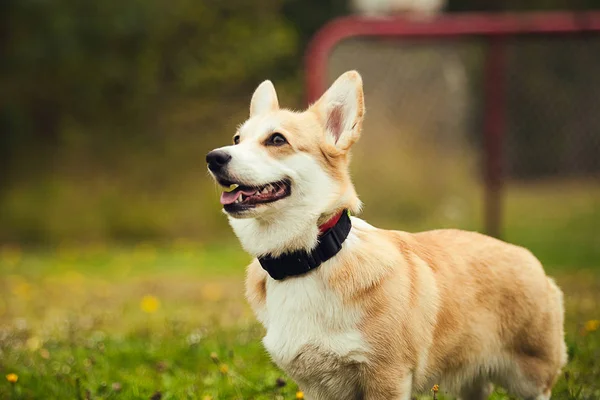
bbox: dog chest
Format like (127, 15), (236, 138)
(261, 273), (369, 371)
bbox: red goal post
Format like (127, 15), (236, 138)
(305, 12), (600, 238)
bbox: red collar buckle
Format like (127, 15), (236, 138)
(318, 211), (345, 234)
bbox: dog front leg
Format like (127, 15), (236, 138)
(363, 371), (413, 400)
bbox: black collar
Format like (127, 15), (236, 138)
(258, 211), (352, 280)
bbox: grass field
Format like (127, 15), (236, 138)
(1, 182), (599, 399)
(0, 242), (599, 400)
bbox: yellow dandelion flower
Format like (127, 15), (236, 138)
(218, 364), (228, 374)
(140, 295), (160, 313)
(431, 384), (440, 399)
(6, 373), (18, 383)
(296, 391), (304, 399)
(585, 319), (600, 332)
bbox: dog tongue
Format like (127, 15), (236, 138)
(220, 191), (240, 205)
(220, 187), (256, 205)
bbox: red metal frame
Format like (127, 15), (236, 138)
(305, 12), (600, 237)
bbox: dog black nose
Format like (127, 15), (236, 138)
(206, 150), (232, 172)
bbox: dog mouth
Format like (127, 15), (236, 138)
(218, 179), (291, 211)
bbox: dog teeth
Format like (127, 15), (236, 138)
(261, 187), (269, 194)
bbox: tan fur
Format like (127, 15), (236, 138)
(246, 224), (567, 399)
(215, 71), (567, 399)
(236, 106), (362, 216)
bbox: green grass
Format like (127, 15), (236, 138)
(503, 181), (600, 271)
(1, 182), (599, 399)
(0, 243), (599, 400)
(0, 244), (298, 399)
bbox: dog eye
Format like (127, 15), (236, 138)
(233, 135), (240, 145)
(266, 133), (287, 146)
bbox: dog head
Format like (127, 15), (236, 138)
(207, 71), (365, 253)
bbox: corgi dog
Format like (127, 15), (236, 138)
(206, 71), (567, 400)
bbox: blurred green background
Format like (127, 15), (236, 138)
(1, 0), (600, 398)
(0, 0), (598, 250)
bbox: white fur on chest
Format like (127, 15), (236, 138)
(261, 270), (368, 368)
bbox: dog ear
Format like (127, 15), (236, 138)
(311, 71), (365, 151)
(250, 80), (279, 117)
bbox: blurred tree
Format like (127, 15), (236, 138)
(283, 0), (348, 51)
(2, 0), (599, 182)
(0, 0), (296, 185)
(1, 0), (599, 242)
